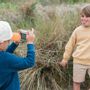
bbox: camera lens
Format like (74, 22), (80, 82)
(20, 30), (27, 42)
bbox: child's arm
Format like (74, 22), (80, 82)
(6, 32), (21, 53)
(4, 30), (35, 71)
(59, 30), (77, 67)
(6, 42), (19, 53)
(3, 44), (35, 71)
(63, 31), (76, 60)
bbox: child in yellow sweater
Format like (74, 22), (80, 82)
(60, 5), (90, 90)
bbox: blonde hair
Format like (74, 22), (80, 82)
(81, 5), (90, 17)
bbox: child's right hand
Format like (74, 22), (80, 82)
(59, 59), (68, 68)
(26, 28), (35, 44)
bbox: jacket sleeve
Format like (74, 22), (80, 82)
(6, 42), (19, 53)
(63, 30), (77, 61)
(5, 44), (35, 72)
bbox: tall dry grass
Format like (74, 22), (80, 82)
(17, 4), (82, 90)
(19, 62), (67, 90)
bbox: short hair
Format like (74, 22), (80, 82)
(81, 5), (90, 17)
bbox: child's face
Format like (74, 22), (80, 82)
(80, 14), (90, 27)
(0, 40), (10, 50)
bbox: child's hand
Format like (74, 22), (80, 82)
(59, 59), (68, 68)
(26, 28), (35, 44)
(11, 32), (21, 44)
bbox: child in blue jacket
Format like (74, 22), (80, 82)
(0, 21), (35, 90)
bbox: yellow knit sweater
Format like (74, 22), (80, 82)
(63, 25), (90, 65)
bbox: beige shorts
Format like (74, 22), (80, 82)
(73, 63), (90, 83)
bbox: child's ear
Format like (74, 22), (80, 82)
(0, 42), (4, 45)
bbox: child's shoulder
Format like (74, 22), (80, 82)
(74, 25), (84, 32)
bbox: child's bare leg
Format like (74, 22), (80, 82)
(73, 82), (80, 90)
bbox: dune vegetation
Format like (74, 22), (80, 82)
(0, 0), (90, 90)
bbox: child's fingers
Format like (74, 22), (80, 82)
(31, 28), (34, 33)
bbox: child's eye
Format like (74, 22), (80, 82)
(81, 15), (90, 18)
(85, 15), (90, 17)
(81, 15), (84, 17)
(80, 14), (85, 17)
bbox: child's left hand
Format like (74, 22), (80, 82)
(11, 32), (21, 44)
